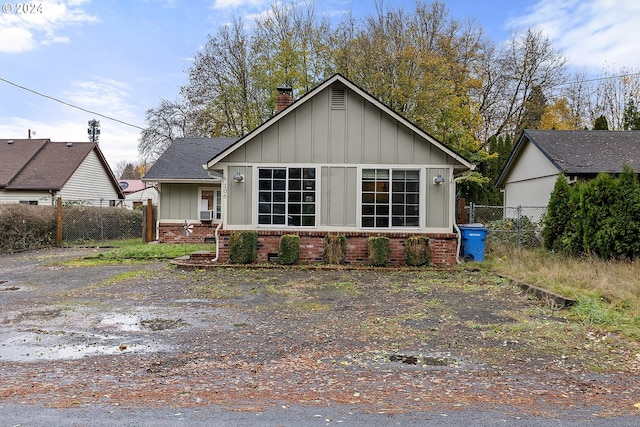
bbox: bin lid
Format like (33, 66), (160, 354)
(459, 223), (485, 228)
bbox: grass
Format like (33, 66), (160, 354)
(486, 245), (640, 339)
(65, 239), (213, 264)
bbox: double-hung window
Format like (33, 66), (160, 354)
(362, 168), (420, 228)
(258, 167), (316, 227)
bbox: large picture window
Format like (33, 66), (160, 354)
(258, 167), (316, 226)
(362, 168), (420, 228)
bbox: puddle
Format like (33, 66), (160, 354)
(100, 314), (189, 331)
(388, 353), (451, 366)
(332, 350), (463, 369)
(101, 314), (142, 331)
(0, 330), (165, 362)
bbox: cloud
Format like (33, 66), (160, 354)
(508, 0), (640, 72)
(212, 0), (270, 9)
(0, 0), (98, 53)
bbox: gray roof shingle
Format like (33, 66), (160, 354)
(144, 137), (239, 180)
(524, 130), (640, 174)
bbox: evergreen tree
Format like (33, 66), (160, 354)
(623, 98), (640, 130)
(593, 114), (609, 130)
(542, 174), (572, 251)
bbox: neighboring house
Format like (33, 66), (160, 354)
(496, 130), (640, 214)
(0, 138), (124, 205)
(118, 179), (158, 209)
(144, 74), (474, 265)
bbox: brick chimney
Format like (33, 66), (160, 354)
(276, 86), (293, 113)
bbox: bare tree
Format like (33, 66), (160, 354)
(138, 99), (193, 162)
(473, 29), (567, 144)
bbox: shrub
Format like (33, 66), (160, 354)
(405, 236), (430, 266)
(542, 174), (572, 252)
(228, 231), (258, 264)
(323, 235), (346, 264)
(0, 204), (56, 253)
(368, 236), (390, 267)
(278, 234), (300, 265)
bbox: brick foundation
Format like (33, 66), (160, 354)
(159, 223), (458, 266)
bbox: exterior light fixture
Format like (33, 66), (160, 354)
(433, 174), (445, 185)
(233, 168), (244, 183)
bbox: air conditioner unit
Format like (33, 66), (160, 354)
(200, 211), (213, 221)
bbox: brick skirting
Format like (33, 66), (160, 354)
(159, 223), (458, 266)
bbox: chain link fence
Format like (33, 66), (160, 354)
(60, 199), (143, 243)
(466, 204), (548, 248)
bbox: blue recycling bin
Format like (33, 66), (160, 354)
(459, 223), (488, 262)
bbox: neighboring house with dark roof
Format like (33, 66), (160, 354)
(118, 179), (158, 209)
(0, 138), (124, 205)
(496, 130), (640, 211)
(144, 74), (474, 266)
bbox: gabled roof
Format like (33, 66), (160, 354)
(143, 137), (239, 182)
(205, 73), (474, 171)
(496, 130), (640, 187)
(0, 138), (124, 198)
(0, 138), (48, 187)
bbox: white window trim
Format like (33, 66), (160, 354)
(198, 187), (221, 222)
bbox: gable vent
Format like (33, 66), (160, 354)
(330, 87), (346, 110)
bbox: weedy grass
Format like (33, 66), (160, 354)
(486, 246), (640, 339)
(65, 239), (213, 264)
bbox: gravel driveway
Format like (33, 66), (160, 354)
(1, 247), (639, 426)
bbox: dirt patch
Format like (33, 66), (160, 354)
(0, 249), (639, 416)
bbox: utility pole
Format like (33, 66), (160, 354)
(88, 119), (101, 143)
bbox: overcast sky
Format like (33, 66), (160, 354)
(1, 0), (639, 169)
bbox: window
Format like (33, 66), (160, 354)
(258, 167), (316, 226)
(199, 188), (221, 221)
(19, 200), (38, 205)
(362, 169), (420, 228)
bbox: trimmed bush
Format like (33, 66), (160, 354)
(228, 231), (258, 264)
(323, 235), (346, 264)
(405, 236), (430, 266)
(368, 236), (390, 267)
(279, 234), (300, 265)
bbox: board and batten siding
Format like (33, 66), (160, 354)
(217, 82), (457, 232)
(59, 150), (120, 202)
(159, 182), (222, 221)
(221, 83), (453, 166)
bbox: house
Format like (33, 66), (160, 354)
(143, 137), (239, 241)
(118, 180), (158, 209)
(145, 74), (474, 265)
(0, 138), (124, 205)
(496, 130), (640, 212)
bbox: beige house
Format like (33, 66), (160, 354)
(496, 130), (640, 211)
(0, 138), (124, 205)
(145, 74), (474, 265)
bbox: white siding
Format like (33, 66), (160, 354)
(59, 151), (120, 203)
(0, 191), (53, 205)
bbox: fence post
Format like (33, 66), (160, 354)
(516, 205), (522, 247)
(145, 199), (154, 243)
(56, 197), (63, 246)
(468, 202), (474, 224)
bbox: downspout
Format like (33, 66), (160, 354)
(211, 220), (223, 262)
(203, 167), (225, 262)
